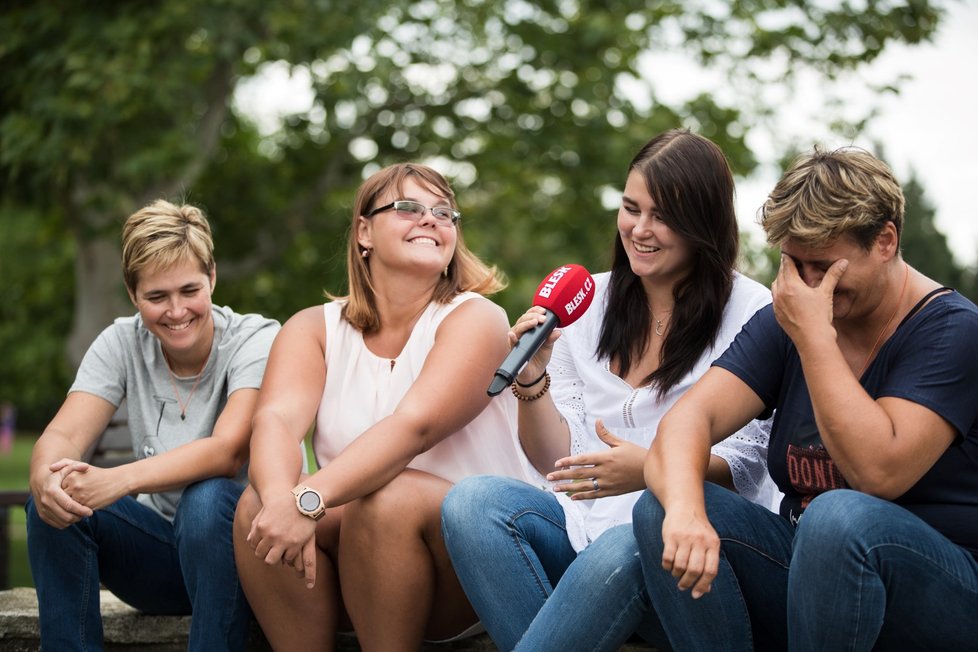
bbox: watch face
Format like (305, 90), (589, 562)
(298, 490), (321, 512)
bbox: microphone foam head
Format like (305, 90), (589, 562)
(531, 264), (595, 327)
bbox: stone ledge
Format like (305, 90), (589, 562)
(0, 588), (654, 651)
(0, 588), (266, 652)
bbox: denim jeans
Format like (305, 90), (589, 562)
(633, 483), (794, 652)
(26, 478), (250, 652)
(441, 475), (668, 652)
(790, 489), (978, 651)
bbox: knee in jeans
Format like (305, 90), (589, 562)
(795, 490), (878, 552)
(582, 527), (643, 580)
(24, 495), (40, 527)
(632, 491), (666, 543)
(442, 475), (506, 527)
(24, 494), (80, 534)
(175, 478), (241, 542)
(700, 482), (763, 537)
(181, 477), (241, 511)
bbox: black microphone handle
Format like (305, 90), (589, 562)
(487, 310), (561, 396)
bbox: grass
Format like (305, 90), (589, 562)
(0, 431), (35, 588)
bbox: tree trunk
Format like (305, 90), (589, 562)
(66, 233), (130, 368)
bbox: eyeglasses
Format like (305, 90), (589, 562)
(366, 200), (461, 225)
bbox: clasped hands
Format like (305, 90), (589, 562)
(246, 496), (319, 589)
(35, 459), (121, 528)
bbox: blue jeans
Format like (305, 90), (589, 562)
(441, 475), (668, 652)
(26, 478), (250, 652)
(790, 489), (978, 651)
(632, 483), (794, 652)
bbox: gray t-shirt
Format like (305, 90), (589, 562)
(71, 305), (280, 519)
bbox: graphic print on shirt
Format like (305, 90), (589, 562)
(786, 443), (848, 509)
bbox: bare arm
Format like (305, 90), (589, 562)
(305, 298), (512, 505)
(772, 256), (955, 498)
(248, 297), (514, 519)
(29, 392), (115, 527)
(509, 306), (571, 474)
(61, 387), (257, 510)
(249, 306), (326, 503)
(645, 367), (766, 599)
(244, 298), (513, 585)
(242, 306), (325, 583)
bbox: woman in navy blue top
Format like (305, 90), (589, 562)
(633, 146), (978, 651)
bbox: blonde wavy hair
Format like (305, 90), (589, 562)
(761, 146), (905, 250)
(122, 199), (215, 294)
(336, 163), (506, 333)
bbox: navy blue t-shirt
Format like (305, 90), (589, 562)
(714, 291), (978, 555)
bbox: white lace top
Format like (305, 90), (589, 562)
(543, 271), (781, 551)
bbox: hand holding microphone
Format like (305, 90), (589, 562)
(509, 307), (557, 386)
(487, 264), (595, 396)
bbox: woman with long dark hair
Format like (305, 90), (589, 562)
(441, 129), (778, 651)
(634, 147), (978, 651)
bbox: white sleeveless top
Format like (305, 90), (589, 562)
(314, 293), (527, 484)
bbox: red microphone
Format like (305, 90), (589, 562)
(487, 264), (595, 396)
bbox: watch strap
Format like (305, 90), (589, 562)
(291, 485), (326, 521)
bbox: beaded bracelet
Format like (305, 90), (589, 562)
(511, 372), (551, 402)
(515, 369), (548, 388)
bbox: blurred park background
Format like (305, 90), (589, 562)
(1, 0), (976, 586)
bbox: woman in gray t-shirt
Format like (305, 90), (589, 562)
(26, 199), (279, 652)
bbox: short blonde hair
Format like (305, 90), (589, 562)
(121, 200), (215, 293)
(761, 147), (905, 250)
(337, 163), (506, 333)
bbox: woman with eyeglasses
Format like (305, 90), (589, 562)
(441, 129), (780, 651)
(233, 162), (528, 650)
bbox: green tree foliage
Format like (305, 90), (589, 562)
(0, 206), (74, 420)
(0, 0), (945, 427)
(901, 171), (978, 302)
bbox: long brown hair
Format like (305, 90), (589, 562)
(335, 163), (506, 332)
(597, 129), (738, 397)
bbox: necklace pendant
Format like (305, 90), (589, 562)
(655, 320), (664, 336)
(164, 354), (206, 424)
